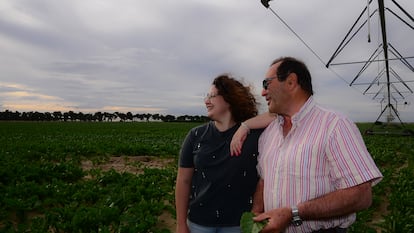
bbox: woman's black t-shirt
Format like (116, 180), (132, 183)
(179, 121), (264, 226)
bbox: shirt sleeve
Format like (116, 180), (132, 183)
(326, 116), (383, 189)
(179, 128), (196, 168)
(179, 123), (210, 168)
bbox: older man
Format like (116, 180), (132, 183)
(232, 57), (382, 233)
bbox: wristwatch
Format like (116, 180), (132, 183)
(291, 205), (303, 226)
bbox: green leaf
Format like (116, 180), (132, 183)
(240, 212), (268, 233)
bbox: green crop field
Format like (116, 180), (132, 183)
(0, 122), (413, 233)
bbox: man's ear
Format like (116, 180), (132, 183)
(286, 73), (298, 87)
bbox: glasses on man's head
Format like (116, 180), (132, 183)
(262, 77), (277, 90)
(204, 93), (219, 101)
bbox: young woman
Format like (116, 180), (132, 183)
(175, 74), (264, 233)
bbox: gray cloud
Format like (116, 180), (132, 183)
(0, 0), (413, 122)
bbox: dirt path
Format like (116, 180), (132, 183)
(81, 155), (175, 174)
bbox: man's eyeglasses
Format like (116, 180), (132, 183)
(262, 73), (290, 90)
(262, 77), (277, 90)
(204, 93), (219, 101)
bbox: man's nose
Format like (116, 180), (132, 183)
(261, 88), (267, 97)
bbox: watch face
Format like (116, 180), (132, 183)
(291, 206), (302, 226)
(292, 218), (303, 226)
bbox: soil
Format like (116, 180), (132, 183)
(81, 155), (175, 174)
(81, 156), (177, 232)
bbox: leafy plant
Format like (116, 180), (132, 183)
(240, 212), (268, 233)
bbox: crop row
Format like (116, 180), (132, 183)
(349, 124), (414, 233)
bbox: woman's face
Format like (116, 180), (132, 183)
(204, 85), (230, 120)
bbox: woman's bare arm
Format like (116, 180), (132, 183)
(230, 112), (276, 156)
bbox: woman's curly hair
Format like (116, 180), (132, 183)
(212, 74), (259, 123)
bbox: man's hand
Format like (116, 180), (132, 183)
(253, 207), (292, 233)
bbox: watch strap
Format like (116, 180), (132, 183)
(291, 205), (303, 226)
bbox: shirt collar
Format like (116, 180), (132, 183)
(277, 96), (315, 126)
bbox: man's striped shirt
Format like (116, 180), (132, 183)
(257, 96), (382, 232)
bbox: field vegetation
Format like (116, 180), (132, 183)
(0, 122), (413, 232)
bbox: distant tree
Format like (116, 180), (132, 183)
(94, 112), (103, 122)
(103, 112), (114, 122)
(135, 113), (144, 121)
(152, 113), (160, 121)
(45, 112), (53, 121)
(21, 111), (29, 121)
(68, 111), (75, 121)
(77, 112), (85, 121)
(162, 114), (176, 122)
(126, 112), (133, 121)
(143, 113), (152, 122)
(62, 112), (68, 121)
(115, 112), (127, 122)
(33, 111), (45, 121)
(176, 115), (186, 122)
(14, 111), (21, 120)
(3, 110), (13, 120)
(84, 113), (93, 121)
(193, 115), (209, 122)
(53, 111), (62, 121)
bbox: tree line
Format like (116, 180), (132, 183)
(0, 110), (209, 122)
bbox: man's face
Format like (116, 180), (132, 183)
(261, 62), (290, 114)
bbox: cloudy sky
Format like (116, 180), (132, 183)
(0, 0), (413, 122)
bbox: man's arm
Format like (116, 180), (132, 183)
(298, 181), (372, 220)
(254, 181), (373, 233)
(251, 179), (264, 214)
